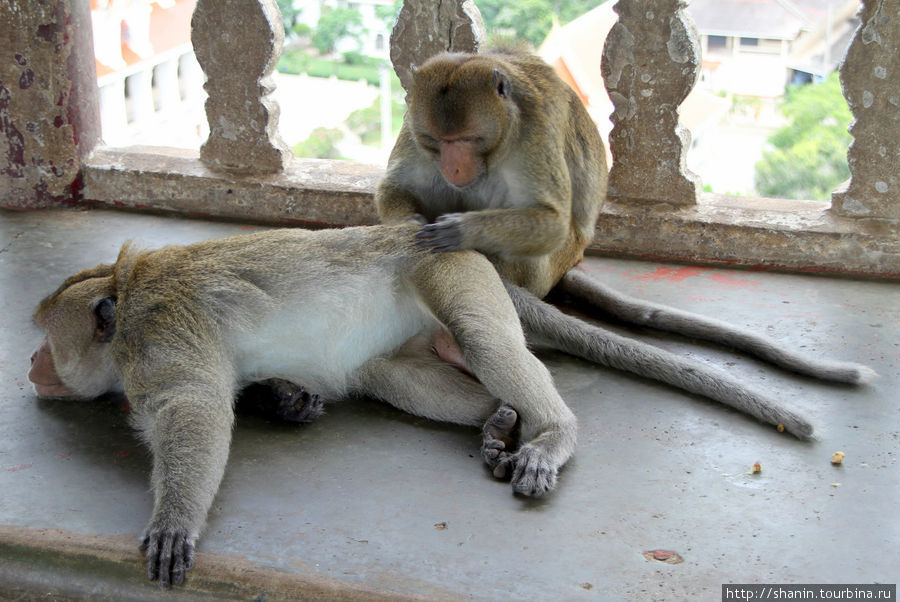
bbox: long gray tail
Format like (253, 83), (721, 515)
(558, 270), (877, 385)
(506, 283), (814, 439)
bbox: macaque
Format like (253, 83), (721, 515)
(29, 224), (577, 586)
(30, 224), (822, 586)
(377, 46), (875, 386)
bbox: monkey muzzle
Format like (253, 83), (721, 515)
(29, 342), (77, 399)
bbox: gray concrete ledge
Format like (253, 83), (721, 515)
(0, 526), (419, 601)
(82, 146), (899, 278)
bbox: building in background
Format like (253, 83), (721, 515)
(92, 0), (206, 148)
(689, 0), (859, 96)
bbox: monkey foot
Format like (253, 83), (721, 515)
(481, 405), (519, 475)
(269, 380), (325, 424)
(238, 379), (325, 424)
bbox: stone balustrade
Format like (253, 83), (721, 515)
(1, 0), (897, 277)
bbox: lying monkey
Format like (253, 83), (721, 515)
(29, 223), (578, 586)
(28, 224), (860, 587)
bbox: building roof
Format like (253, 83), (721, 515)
(687, 0), (854, 41)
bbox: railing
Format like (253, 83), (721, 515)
(1, 0), (897, 277)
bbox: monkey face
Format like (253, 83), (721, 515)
(30, 276), (121, 400)
(408, 53), (513, 188)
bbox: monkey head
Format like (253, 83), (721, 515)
(29, 265), (121, 400)
(408, 52), (516, 188)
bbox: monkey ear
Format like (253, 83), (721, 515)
(493, 68), (511, 98)
(93, 297), (117, 343)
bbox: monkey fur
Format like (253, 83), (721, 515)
(30, 224), (580, 586)
(374, 46), (873, 409)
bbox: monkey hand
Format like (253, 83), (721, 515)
(141, 524), (197, 588)
(415, 214), (466, 252)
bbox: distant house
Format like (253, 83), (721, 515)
(687, 0), (860, 96)
(293, 0), (394, 59)
(91, 0), (206, 147)
(539, 3), (730, 160)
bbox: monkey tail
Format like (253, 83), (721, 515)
(506, 283), (815, 440)
(558, 270), (877, 385)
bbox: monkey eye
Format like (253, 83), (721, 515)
(416, 134), (440, 153)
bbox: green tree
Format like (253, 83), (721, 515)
(754, 72), (851, 201)
(312, 7), (366, 55)
(476, 0), (607, 46)
(293, 127), (345, 159)
(275, 0), (302, 35)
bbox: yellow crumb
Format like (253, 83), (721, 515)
(750, 462), (762, 474)
(777, 424), (785, 433)
(831, 451), (846, 465)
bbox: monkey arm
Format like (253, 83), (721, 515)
(130, 374), (236, 587)
(416, 205), (569, 257)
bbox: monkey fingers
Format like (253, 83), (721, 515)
(141, 527), (196, 588)
(415, 214), (465, 252)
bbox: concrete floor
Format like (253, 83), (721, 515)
(1, 208), (897, 600)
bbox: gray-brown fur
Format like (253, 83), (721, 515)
(29, 224), (576, 587)
(375, 46), (873, 433)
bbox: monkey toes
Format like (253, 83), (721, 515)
(481, 405), (519, 475)
(272, 382), (325, 424)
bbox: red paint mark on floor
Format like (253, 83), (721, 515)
(630, 266), (761, 289)
(6, 463), (33, 472)
(114, 450), (131, 464)
(708, 272), (761, 289)
(634, 266), (708, 282)
(55, 451), (72, 460)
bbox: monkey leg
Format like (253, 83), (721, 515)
(507, 281), (816, 439)
(414, 252), (578, 496)
(558, 269), (876, 385)
(354, 334), (500, 426)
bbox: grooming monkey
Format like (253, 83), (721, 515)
(29, 224), (578, 587)
(377, 46), (874, 389)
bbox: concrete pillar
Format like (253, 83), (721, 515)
(831, 0), (899, 220)
(390, 0), (485, 93)
(98, 80), (129, 146)
(126, 69), (155, 124)
(601, 0), (702, 204)
(154, 57), (182, 113)
(192, 0), (291, 173)
(0, 0), (100, 208)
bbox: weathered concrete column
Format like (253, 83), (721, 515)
(390, 0), (486, 92)
(192, 0), (291, 173)
(831, 0), (899, 220)
(601, 0), (701, 205)
(0, 0), (100, 208)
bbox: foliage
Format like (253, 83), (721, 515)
(346, 94), (407, 146)
(292, 127), (345, 160)
(476, 0), (607, 46)
(275, 0), (302, 35)
(754, 72), (851, 201)
(375, 0), (402, 31)
(311, 7), (366, 55)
